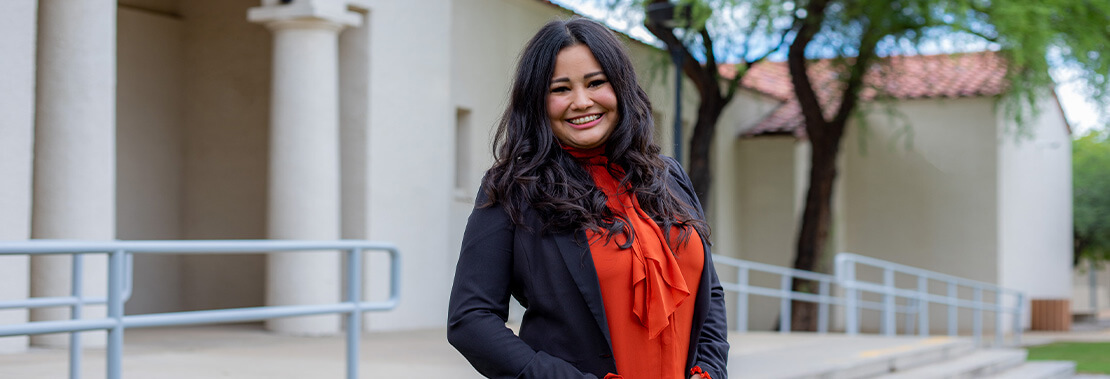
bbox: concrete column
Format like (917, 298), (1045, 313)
(249, 0), (360, 335)
(0, 0), (38, 354)
(30, 0), (116, 347)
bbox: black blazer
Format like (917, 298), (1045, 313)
(447, 157), (729, 379)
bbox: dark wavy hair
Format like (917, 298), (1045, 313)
(481, 17), (709, 249)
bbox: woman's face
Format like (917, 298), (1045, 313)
(546, 44), (618, 150)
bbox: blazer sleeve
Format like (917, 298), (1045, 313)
(665, 157), (730, 379)
(447, 187), (598, 379)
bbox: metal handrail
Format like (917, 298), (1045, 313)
(835, 252), (1023, 347)
(714, 255), (839, 333)
(0, 239), (401, 379)
(713, 255), (921, 334)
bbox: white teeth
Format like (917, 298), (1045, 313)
(568, 114), (601, 125)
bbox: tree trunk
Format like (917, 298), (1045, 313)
(790, 141), (841, 330)
(687, 95), (725, 206)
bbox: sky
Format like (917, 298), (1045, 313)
(550, 0), (1105, 136)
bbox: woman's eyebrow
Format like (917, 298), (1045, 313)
(551, 71), (605, 84)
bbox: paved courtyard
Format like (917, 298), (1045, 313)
(0, 319), (1107, 379)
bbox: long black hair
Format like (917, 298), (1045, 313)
(481, 17), (709, 248)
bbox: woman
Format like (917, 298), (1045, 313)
(447, 17), (729, 379)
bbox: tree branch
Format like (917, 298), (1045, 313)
(832, 21), (881, 128)
(644, 21), (709, 95)
(788, 0), (831, 142)
(725, 27), (790, 102)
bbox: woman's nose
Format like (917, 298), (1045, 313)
(570, 90), (593, 110)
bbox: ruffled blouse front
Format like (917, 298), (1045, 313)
(567, 147), (705, 379)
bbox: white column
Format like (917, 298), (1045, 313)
(30, 0), (116, 347)
(0, 0), (38, 354)
(249, 0), (360, 335)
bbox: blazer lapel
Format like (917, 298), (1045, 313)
(553, 230), (613, 352)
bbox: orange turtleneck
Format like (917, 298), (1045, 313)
(565, 146), (705, 379)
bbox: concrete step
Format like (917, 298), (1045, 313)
(730, 333), (976, 379)
(989, 361), (1076, 379)
(880, 349), (1027, 378)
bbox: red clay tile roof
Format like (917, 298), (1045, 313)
(730, 51), (1010, 138)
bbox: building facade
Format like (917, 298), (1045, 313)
(0, 0), (1074, 353)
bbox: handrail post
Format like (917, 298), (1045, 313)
(905, 299), (916, 335)
(107, 250), (125, 379)
(70, 253), (84, 379)
(779, 274), (791, 334)
(390, 247), (401, 306)
(844, 260), (859, 335)
(818, 280), (830, 334)
(1013, 293), (1023, 346)
(994, 291), (1004, 347)
(918, 276), (929, 337)
(737, 267), (748, 333)
(973, 287), (983, 346)
(122, 253), (134, 301)
(883, 268), (895, 336)
(346, 247), (363, 379)
(947, 282), (957, 337)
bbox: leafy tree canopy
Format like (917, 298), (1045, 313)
(1074, 128), (1110, 267)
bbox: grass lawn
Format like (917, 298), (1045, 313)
(1026, 342), (1110, 374)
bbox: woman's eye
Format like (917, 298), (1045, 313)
(550, 86), (569, 93)
(588, 79), (608, 88)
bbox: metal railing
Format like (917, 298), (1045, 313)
(836, 252), (1023, 347)
(0, 240), (400, 379)
(714, 255), (838, 333)
(713, 255), (920, 334)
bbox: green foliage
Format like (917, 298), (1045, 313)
(983, 0), (1110, 134)
(1027, 342), (1110, 374)
(603, 0), (793, 63)
(1074, 128), (1110, 266)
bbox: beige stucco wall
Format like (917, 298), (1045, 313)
(709, 91), (785, 257)
(116, 6), (186, 315)
(727, 135), (806, 331)
(842, 98), (1000, 281)
(0, 0), (36, 353)
(997, 95), (1074, 327)
(840, 98), (1002, 333)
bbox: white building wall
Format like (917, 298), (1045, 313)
(448, 0), (558, 299)
(0, 0), (37, 354)
(997, 96), (1073, 328)
(362, 0), (455, 330)
(116, 6), (186, 314)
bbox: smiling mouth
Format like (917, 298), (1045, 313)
(567, 114), (601, 125)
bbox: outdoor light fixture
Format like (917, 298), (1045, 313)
(646, 1), (688, 165)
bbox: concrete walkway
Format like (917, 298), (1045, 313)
(1022, 317), (1110, 346)
(0, 320), (1107, 378)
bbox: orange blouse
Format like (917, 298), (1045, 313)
(569, 148), (705, 379)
